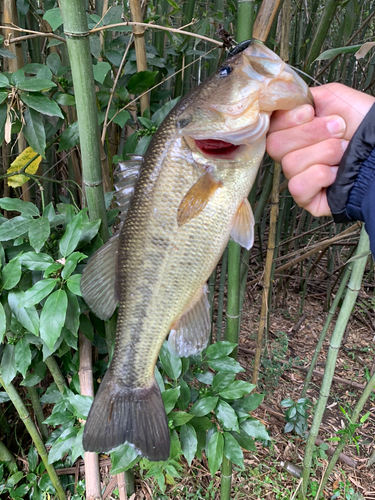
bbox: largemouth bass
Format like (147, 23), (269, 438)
(81, 40), (312, 461)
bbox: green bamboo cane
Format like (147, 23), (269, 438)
(0, 376), (66, 500)
(303, 0), (341, 73)
(319, 371), (375, 494)
(0, 439), (17, 474)
(28, 385), (49, 441)
(301, 261), (352, 399)
(58, 0), (108, 242)
(237, 0), (255, 41)
(216, 246), (228, 342)
(45, 355), (67, 394)
(301, 227), (370, 497)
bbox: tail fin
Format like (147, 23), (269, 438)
(82, 371), (170, 461)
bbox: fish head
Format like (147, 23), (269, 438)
(176, 40), (313, 160)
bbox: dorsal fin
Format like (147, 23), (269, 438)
(113, 156), (143, 222)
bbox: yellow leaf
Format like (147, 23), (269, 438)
(7, 147), (42, 188)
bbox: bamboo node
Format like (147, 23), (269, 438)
(83, 179), (103, 187)
(64, 31), (89, 38)
(226, 313), (239, 319)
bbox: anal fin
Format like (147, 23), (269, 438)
(83, 370), (170, 461)
(81, 233), (120, 320)
(230, 198), (255, 250)
(177, 171), (222, 227)
(168, 285), (211, 357)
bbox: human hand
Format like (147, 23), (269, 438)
(266, 83), (375, 216)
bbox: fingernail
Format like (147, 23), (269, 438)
(292, 105), (313, 123)
(327, 117), (346, 137)
(341, 140), (349, 152)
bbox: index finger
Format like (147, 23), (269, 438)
(268, 104), (315, 133)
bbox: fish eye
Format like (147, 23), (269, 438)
(218, 65), (232, 77)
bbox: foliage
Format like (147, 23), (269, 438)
(280, 398), (311, 437)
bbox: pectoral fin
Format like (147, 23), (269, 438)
(168, 285), (211, 357)
(177, 171), (222, 226)
(230, 198), (255, 250)
(81, 233), (120, 320)
(114, 157), (143, 222)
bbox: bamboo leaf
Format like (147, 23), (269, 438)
(223, 432), (244, 468)
(206, 431), (223, 475)
(8, 290), (39, 336)
(28, 217), (50, 253)
(355, 42), (375, 60)
(18, 279), (56, 307)
(1, 256), (21, 290)
(40, 289), (68, 351)
(15, 337), (32, 377)
(180, 424), (197, 466)
(315, 45), (362, 61)
(0, 344), (17, 386)
(23, 108), (46, 158)
(21, 93), (64, 119)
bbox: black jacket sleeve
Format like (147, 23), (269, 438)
(327, 102), (375, 255)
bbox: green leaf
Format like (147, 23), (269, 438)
(37, 66), (53, 81)
(21, 93), (63, 119)
(8, 290), (39, 335)
(59, 212), (83, 257)
(71, 426), (85, 464)
(316, 45), (362, 61)
(0, 92), (8, 105)
(0, 198), (39, 216)
(230, 430), (256, 451)
(223, 432), (244, 468)
(0, 344), (16, 386)
(66, 274), (82, 295)
(216, 400), (239, 432)
(240, 418), (270, 441)
(0, 390), (10, 402)
(18, 279), (56, 307)
(15, 337), (31, 377)
(78, 220), (101, 246)
(1, 256), (21, 290)
(20, 252), (54, 271)
(111, 443), (140, 474)
(212, 372), (236, 393)
(61, 252), (86, 279)
(152, 97), (180, 127)
(0, 303), (6, 343)
(159, 341), (182, 380)
(46, 53), (61, 75)
(57, 121), (79, 152)
(6, 470), (24, 487)
(69, 394), (93, 419)
(28, 446), (38, 473)
(190, 396), (218, 417)
(194, 370), (214, 385)
(79, 313), (94, 342)
(233, 393), (264, 415)
(17, 79), (57, 92)
(127, 71), (158, 94)
(48, 427), (79, 464)
(43, 8), (63, 31)
(169, 411), (194, 426)
(138, 117), (153, 129)
(0, 48), (16, 59)
(65, 289), (80, 336)
(28, 217), (50, 253)
(11, 69), (25, 86)
(206, 341), (237, 359)
(166, 0), (179, 8)
(0, 216), (33, 241)
(219, 381), (255, 400)
(23, 108), (46, 158)
(208, 356), (245, 374)
(180, 424), (197, 466)
(206, 431), (223, 475)
(55, 93), (75, 106)
(40, 289), (68, 351)
(162, 387), (180, 414)
(113, 110), (131, 128)
(93, 61), (111, 84)
(177, 378), (190, 410)
(0, 74), (10, 87)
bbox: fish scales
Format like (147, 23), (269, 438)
(81, 40), (313, 460)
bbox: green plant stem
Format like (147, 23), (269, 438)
(237, 0), (255, 41)
(0, 439), (18, 473)
(0, 376), (66, 500)
(45, 355), (67, 394)
(217, 247), (228, 342)
(28, 385), (49, 441)
(301, 227), (370, 497)
(301, 262), (353, 398)
(59, 0), (108, 242)
(225, 240), (241, 357)
(320, 371), (375, 493)
(220, 456), (232, 499)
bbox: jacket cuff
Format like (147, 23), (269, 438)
(327, 102), (375, 223)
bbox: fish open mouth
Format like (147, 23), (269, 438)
(194, 139), (240, 159)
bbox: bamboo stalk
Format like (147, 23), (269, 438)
(79, 331), (102, 500)
(0, 376), (67, 500)
(252, 162), (281, 385)
(301, 227), (370, 497)
(59, 0), (108, 242)
(237, 0), (255, 42)
(28, 385), (49, 441)
(320, 371), (375, 493)
(216, 246), (228, 342)
(252, 0), (281, 42)
(128, 0), (149, 114)
(0, 439), (17, 473)
(45, 355), (67, 394)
